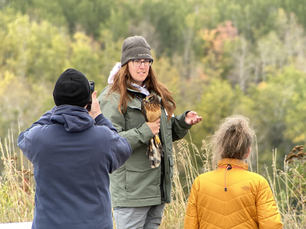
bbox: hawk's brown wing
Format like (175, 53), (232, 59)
(143, 103), (161, 122)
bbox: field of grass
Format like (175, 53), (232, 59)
(0, 131), (34, 223)
(0, 132), (305, 228)
(160, 139), (305, 229)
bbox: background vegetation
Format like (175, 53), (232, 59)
(0, 0), (305, 227)
(1, 136), (304, 228)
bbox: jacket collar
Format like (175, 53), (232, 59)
(217, 158), (248, 170)
(218, 158), (248, 192)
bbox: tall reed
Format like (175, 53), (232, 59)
(0, 130), (34, 223)
(160, 139), (305, 229)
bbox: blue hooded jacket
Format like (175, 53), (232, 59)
(18, 105), (132, 229)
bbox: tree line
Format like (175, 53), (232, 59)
(0, 0), (305, 168)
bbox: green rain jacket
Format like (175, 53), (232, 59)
(98, 86), (191, 207)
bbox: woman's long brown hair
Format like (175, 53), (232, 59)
(109, 64), (176, 118)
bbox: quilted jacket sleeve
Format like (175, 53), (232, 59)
(184, 177), (199, 229)
(256, 177), (283, 228)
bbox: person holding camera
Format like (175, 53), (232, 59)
(18, 68), (132, 229)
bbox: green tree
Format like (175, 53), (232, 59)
(153, 56), (181, 105)
(279, 0), (306, 30)
(58, 0), (113, 37)
(0, 71), (51, 138)
(256, 9), (306, 80)
(4, 0), (114, 38)
(68, 32), (103, 84)
(240, 67), (306, 164)
(141, 0), (189, 57)
(191, 79), (242, 147)
(282, 68), (306, 144)
(199, 21), (238, 80)
(1, 13), (69, 81)
(97, 29), (122, 89)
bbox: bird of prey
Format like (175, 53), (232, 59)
(141, 93), (163, 168)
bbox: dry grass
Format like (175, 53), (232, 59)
(160, 139), (211, 229)
(0, 132), (305, 228)
(265, 149), (305, 228)
(0, 130), (34, 223)
(160, 139), (305, 229)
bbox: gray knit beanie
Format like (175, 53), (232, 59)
(120, 36), (153, 66)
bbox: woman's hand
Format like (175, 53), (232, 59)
(88, 91), (102, 119)
(185, 111), (202, 125)
(146, 118), (161, 135)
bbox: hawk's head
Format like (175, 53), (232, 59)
(142, 93), (161, 106)
(141, 93), (161, 122)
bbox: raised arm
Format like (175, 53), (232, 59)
(17, 107), (55, 162)
(98, 91), (154, 151)
(171, 111), (202, 141)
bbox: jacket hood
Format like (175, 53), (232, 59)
(51, 105), (94, 132)
(108, 62), (121, 85)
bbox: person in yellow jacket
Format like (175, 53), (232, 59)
(184, 115), (283, 229)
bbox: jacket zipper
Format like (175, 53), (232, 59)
(224, 164), (232, 192)
(220, 164), (246, 192)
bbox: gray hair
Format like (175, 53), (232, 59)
(211, 115), (255, 165)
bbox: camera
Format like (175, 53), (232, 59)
(86, 80), (95, 111)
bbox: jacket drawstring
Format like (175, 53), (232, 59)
(224, 164), (232, 192)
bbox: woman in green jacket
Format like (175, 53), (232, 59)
(98, 35), (202, 229)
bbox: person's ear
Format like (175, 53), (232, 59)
(243, 147), (251, 159)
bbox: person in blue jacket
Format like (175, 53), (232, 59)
(17, 68), (132, 229)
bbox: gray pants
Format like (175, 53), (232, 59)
(113, 204), (165, 229)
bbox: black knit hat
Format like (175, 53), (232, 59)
(53, 68), (90, 107)
(121, 35), (153, 66)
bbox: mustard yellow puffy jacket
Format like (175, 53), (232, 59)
(184, 158), (283, 229)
